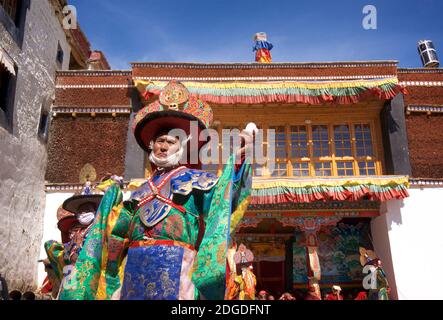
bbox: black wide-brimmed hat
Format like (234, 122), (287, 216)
(57, 194), (103, 243)
(132, 81), (213, 165)
(61, 194), (103, 215)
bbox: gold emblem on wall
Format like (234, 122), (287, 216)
(79, 163), (97, 184)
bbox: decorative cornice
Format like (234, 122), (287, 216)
(406, 105), (443, 114)
(133, 75), (396, 82)
(56, 84), (133, 89)
(131, 61), (399, 69)
(248, 200), (380, 212)
(400, 81), (443, 86)
(45, 183), (130, 193)
(398, 68), (443, 73)
(235, 233), (293, 240)
(56, 70), (131, 77)
(409, 178), (443, 187)
(45, 184), (84, 193)
(244, 211), (378, 218)
(52, 106), (131, 116)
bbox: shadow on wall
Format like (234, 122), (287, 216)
(384, 103), (400, 134)
(380, 200), (404, 231)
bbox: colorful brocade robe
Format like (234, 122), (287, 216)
(368, 268), (389, 300)
(44, 223), (94, 297)
(59, 156), (252, 300)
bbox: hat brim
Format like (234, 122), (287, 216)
(62, 194), (103, 215)
(57, 216), (79, 243)
(134, 110), (210, 168)
(135, 110), (208, 151)
(56, 206), (75, 221)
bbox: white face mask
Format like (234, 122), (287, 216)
(149, 147), (183, 168)
(78, 212), (95, 225)
(148, 135), (191, 169)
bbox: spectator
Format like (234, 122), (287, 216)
(268, 295), (275, 300)
(9, 290), (22, 300)
(0, 273), (9, 300)
(354, 291), (368, 300)
(325, 285), (344, 300)
(257, 290), (269, 300)
(23, 291), (36, 300)
(279, 292), (296, 300)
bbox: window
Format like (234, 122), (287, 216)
(0, 64), (10, 113)
(312, 125), (329, 157)
(38, 108), (49, 141)
(0, 0), (19, 24)
(0, 0), (29, 47)
(355, 124), (374, 157)
(269, 126), (287, 176)
(290, 125), (309, 158)
(56, 42), (64, 68)
(290, 125), (309, 177)
(334, 125), (352, 157)
(0, 63), (16, 130)
(258, 122), (381, 177)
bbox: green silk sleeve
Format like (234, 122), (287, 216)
(59, 184), (132, 300)
(44, 240), (68, 283)
(192, 156), (252, 300)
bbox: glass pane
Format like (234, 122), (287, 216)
(337, 161), (354, 176)
(290, 126), (308, 158)
(271, 163), (287, 177)
(314, 162), (332, 176)
(270, 126), (286, 160)
(358, 161), (376, 176)
(312, 125), (329, 157)
(334, 125), (352, 157)
(293, 162), (309, 177)
(355, 124), (374, 157)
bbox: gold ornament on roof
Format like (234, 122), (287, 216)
(159, 80), (190, 109)
(79, 163), (97, 184)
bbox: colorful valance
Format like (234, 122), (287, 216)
(250, 176), (409, 204)
(135, 77), (407, 105)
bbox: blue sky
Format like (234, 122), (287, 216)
(69, 0), (443, 70)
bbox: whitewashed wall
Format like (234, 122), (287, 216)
(372, 187), (443, 300)
(0, 0), (71, 291)
(38, 190), (132, 286)
(37, 192), (74, 286)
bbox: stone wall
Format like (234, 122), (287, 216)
(0, 0), (71, 291)
(398, 69), (443, 179)
(45, 115), (129, 184)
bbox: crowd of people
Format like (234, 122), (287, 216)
(0, 274), (39, 300)
(255, 285), (376, 301)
